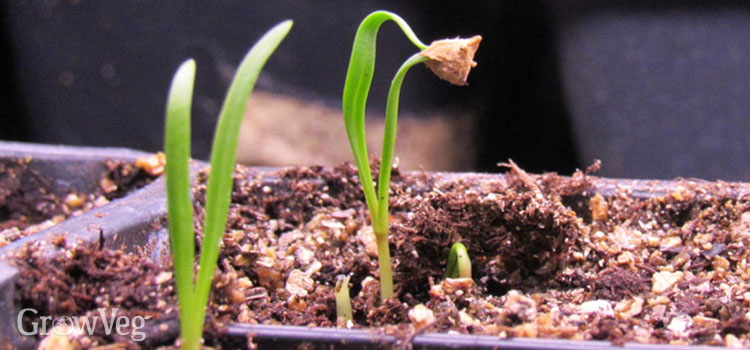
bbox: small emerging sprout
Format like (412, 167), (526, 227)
(165, 21), (292, 350)
(342, 10), (480, 301)
(335, 275), (353, 325)
(446, 242), (472, 279)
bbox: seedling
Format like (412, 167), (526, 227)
(164, 21), (292, 350)
(342, 10), (480, 300)
(335, 275), (353, 324)
(446, 242), (472, 279)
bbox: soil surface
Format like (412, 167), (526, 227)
(12, 161), (750, 349)
(0, 155), (161, 246)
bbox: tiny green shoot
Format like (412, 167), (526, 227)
(335, 275), (353, 324)
(342, 10), (480, 301)
(446, 242), (472, 279)
(165, 20), (292, 350)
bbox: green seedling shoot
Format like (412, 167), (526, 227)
(446, 242), (472, 279)
(165, 21), (292, 350)
(335, 275), (353, 324)
(342, 10), (481, 300)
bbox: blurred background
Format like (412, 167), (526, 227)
(1, 1), (749, 181)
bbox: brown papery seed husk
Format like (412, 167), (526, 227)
(419, 35), (482, 86)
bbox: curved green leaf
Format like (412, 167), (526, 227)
(342, 11), (427, 226)
(194, 20), (293, 338)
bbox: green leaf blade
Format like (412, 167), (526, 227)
(342, 11), (427, 226)
(375, 53), (426, 233)
(164, 58), (201, 348)
(193, 19), (293, 331)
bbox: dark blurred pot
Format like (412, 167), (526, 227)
(549, 1), (750, 181)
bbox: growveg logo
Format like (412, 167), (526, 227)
(17, 308), (151, 341)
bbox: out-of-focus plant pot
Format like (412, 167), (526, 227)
(549, 1), (750, 181)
